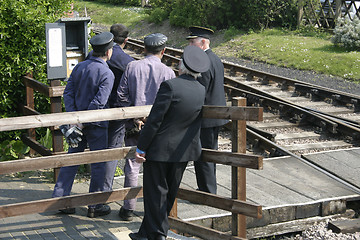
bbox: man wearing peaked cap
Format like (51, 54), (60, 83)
(90, 31), (114, 54)
(115, 33), (175, 222)
(53, 31), (115, 218)
(187, 26), (228, 195)
(129, 45), (208, 240)
(186, 26), (214, 39)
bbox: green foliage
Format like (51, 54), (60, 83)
(81, 0), (140, 6)
(0, 0), (72, 141)
(148, 0), (298, 30)
(0, 139), (29, 161)
(332, 17), (360, 50)
(114, 166), (124, 177)
(224, 26), (245, 41)
(147, 7), (169, 24)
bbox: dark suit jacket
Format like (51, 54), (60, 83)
(137, 74), (205, 163)
(197, 49), (228, 128)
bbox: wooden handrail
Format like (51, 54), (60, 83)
(0, 147), (262, 175)
(0, 105), (262, 132)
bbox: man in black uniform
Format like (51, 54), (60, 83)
(129, 45), (210, 240)
(187, 26), (228, 194)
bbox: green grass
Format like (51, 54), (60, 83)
(217, 28), (360, 81)
(73, 1), (360, 81)
(73, 0), (147, 27)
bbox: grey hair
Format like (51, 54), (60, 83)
(179, 59), (201, 79)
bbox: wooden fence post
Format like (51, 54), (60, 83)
(231, 97), (247, 238)
(25, 73), (36, 156)
(50, 80), (63, 181)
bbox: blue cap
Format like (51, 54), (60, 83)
(144, 33), (167, 47)
(90, 32), (114, 53)
(182, 45), (210, 73)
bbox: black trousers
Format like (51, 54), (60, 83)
(139, 161), (188, 240)
(194, 126), (219, 194)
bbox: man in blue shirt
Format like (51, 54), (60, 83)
(116, 33), (176, 221)
(52, 32), (115, 218)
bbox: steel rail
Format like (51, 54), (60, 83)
(127, 38), (360, 108)
(225, 76), (360, 139)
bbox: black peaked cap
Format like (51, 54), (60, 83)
(186, 26), (214, 40)
(182, 45), (210, 73)
(90, 32), (114, 53)
(144, 33), (168, 47)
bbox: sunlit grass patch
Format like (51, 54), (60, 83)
(73, 1), (147, 27)
(217, 28), (360, 81)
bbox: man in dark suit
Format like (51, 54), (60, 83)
(129, 45), (210, 240)
(187, 26), (228, 194)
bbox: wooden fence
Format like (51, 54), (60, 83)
(1, 76), (264, 239)
(298, 0), (360, 28)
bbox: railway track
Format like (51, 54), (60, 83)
(124, 38), (360, 159)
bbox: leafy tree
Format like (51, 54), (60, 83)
(0, 0), (72, 141)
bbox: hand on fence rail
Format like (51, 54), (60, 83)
(59, 124), (83, 148)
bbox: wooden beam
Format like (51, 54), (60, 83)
(168, 216), (246, 240)
(21, 135), (53, 156)
(202, 149), (263, 170)
(0, 187), (142, 219)
(49, 85), (65, 97)
(20, 105), (41, 116)
(202, 106), (263, 121)
(0, 147), (136, 175)
(22, 76), (50, 97)
(0, 105), (152, 132)
(177, 188), (262, 219)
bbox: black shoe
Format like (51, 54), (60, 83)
(87, 204), (111, 218)
(59, 208), (75, 214)
(119, 206), (134, 221)
(129, 232), (148, 240)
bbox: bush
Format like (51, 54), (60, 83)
(0, 0), (71, 141)
(149, 0), (298, 30)
(332, 17), (360, 50)
(147, 7), (169, 23)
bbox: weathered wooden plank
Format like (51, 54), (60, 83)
(0, 147), (136, 175)
(177, 188), (262, 219)
(328, 219), (360, 234)
(202, 149), (263, 170)
(23, 76), (50, 97)
(168, 216), (246, 240)
(1, 105), (260, 132)
(0, 187), (142, 219)
(21, 105), (41, 116)
(0, 105), (152, 132)
(49, 85), (65, 97)
(20, 135), (53, 156)
(202, 105), (263, 121)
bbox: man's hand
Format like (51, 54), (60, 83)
(59, 124), (83, 148)
(135, 148), (146, 163)
(134, 118), (145, 130)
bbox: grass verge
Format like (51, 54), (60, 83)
(216, 28), (360, 81)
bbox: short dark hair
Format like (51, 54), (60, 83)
(110, 24), (129, 44)
(145, 44), (165, 54)
(92, 51), (107, 57)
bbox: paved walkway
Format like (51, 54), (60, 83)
(0, 148), (359, 239)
